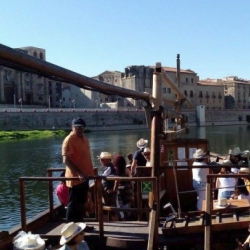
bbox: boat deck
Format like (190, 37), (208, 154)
(33, 220), (205, 249)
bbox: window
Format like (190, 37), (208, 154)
(190, 91), (193, 97)
(186, 78), (188, 83)
(34, 51), (37, 57)
(163, 88), (166, 94)
(199, 91), (203, 98)
(200, 99), (202, 104)
(191, 78), (193, 83)
(184, 90), (187, 96)
(167, 88), (171, 94)
(40, 52), (43, 60)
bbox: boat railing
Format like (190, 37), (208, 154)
(19, 172), (159, 245)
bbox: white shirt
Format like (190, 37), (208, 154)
(216, 174), (235, 199)
(192, 161), (209, 183)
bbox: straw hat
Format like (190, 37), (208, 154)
(97, 152), (112, 159)
(228, 147), (243, 156)
(143, 147), (150, 154)
(239, 167), (250, 174)
(60, 222), (86, 245)
(13, 234), (45, 250)
(136, 138), (148, 149)
(241, 150), (250, 158)
(221, 159), (232, 165)
(193, 149), (205, 159)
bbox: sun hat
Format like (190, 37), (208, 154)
(72, 117), (86, 127)
(60, 222), (86, 245)
(241, 150), (250, 158)
(221, 159), (232, 165)
(239, 167), (250, 174)
(231, 168), (240, 174)
(228, 147), (243, 156)
(13, 233), (45, 250)
(97, 152), (112, 159)
(143, 147), (150, 154)
(193, 149), (206, 159)
(136, 138), (148, 149)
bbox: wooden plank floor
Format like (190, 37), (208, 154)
(35, 221), (152, 249)
(33, 212), (250, 249)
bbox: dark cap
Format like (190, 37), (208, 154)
(72, 117), (86, 127)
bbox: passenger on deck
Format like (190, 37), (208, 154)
(131, 138), (148, 175)
(238, 223), (250, 250)
(239, 167), (250, 193)
(55, 171), (69, 207)
(215, 160), (236, 199)
(99, 152), (122, 220)
(59, 222), (90, 250)
(229, 147), (243, 174)
(192, 149), (209, 210)
(112, 155), (134, 219)
(230, 177), (250, 203)
(142, 147), (151, 167)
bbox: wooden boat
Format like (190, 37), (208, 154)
(1, 43), (250, 250)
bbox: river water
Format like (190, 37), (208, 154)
(1, 125), (250, 231)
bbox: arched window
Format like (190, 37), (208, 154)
(34, 51), (37, 57)
(39, 52), (43, 59)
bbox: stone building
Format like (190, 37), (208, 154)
(0, 47), (51, 107)
(196, 79), (224, 110)
(199, 76), (250, 109)
(222, 76), (250, 109)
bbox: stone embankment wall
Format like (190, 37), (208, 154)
(0, 108), (249, 131)
(0, 108), (148, 131)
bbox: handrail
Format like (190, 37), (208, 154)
(19, 174), (158, 247)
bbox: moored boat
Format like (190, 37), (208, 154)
(1, 43), (250, 250)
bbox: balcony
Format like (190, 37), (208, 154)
(199, 94), (203, 98)
(205, 94), (210, 98)
(218, 95), (222, 99)
(212, 95), (216, 98)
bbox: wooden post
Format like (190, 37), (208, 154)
(48, 170), (54, 219)
(96, 178), (104, 246)
(149, 63), (163, 249)
(204, 182), (211, 250)
(19, 178), (26, 231)
(147, 202), (157, 250)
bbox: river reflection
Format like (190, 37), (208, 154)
(1, 125), (250, 231)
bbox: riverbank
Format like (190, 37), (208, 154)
(0, 130), (68, 140)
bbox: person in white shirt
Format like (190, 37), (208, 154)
(216, 160), (236, 199)
(142, 147), (151, 167)
(192, 149), (209, 210)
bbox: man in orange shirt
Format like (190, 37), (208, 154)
(62, 117), (94, 223)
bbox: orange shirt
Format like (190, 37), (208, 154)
(62, 132), (94, 187)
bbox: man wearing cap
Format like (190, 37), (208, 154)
(131, 138), (148, 175)
(62, 117), (94, 223)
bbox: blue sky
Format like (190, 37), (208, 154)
(1, 0), (250, 80)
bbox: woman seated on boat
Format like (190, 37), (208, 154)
(112, 154), (134, 219)
(215, 160), (236, 199)
(56, 171), (69, 207)
(99, 151), (123, 220)
(59, 222), (90, 250)
(239, 167), (250, 193)
(230, 177), (250, 203)
(229, 147), (243, 173)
